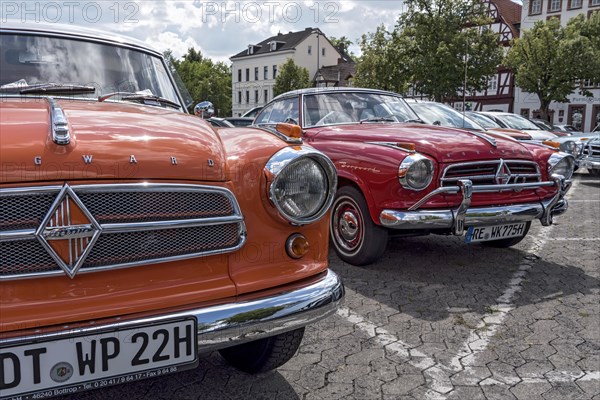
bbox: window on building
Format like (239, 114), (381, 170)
(245, 68), (249, 81)
(254, 90), (259, 104)
(488, 75), (498, 92)
(591, 0), (600, 6)
(264, 89), (268, 103)
(308, 45), (312, 55)
(237, 69), (242, 82)
(548, 0), (561, 12)
(255, 67), (259, 81)
(520, 109), (530, 118)
(245, 91), (249, 103)
(273, 65), (277, 79)
(321, 47), (326, 56)
(530, 0), (542, 14)
(238, 91), (242, 104)
(568, 0), (582, 8)
(546, 14), (561, 20)
(264, 66), (268, 80)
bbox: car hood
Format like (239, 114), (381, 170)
(0, 98), (226, 183)
(310, 123), (535, 163)
(486, 128), (532, 140)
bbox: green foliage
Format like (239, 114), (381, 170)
(329, 36), (356, 60)
(354, 0), (502, 101)
(169, 48), (232, 117)
(505, 14), (600, 119)
(354, 25), (410, 93)
(273, 58), (311, 97)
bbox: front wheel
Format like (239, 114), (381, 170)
(481, 222), (531, 248)
(218, 328), (304, 373)
(330, 186), (388, 265)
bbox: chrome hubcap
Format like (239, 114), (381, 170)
(339, 211), (359, 241)
(332, 197), (363, 253)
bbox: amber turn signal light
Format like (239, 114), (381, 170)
(542, 140), (560, 149)
(275, 123), (302, 139)
(396, 142), (416, 152)
(286, 233), (309, 259)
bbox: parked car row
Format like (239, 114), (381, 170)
(0, 24), (578, 399)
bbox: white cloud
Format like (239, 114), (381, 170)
(2, 0), (404, 62)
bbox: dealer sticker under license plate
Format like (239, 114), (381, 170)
(0, 318), (197, 400)
(466, 222), (527, 243)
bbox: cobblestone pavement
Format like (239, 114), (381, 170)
(60, 171), (600, 400)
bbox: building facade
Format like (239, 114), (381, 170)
(449, 0), (522, 113)
(515, 0), (599, 131)
(230, 28), (342, 116)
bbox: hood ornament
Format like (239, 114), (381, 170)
(46, 97), (71, 145)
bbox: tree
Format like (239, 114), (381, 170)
(353, 25), (410, 93)
(354, 0), (502, 101)
(396, 0), (502, 101)
(329, 36), (356, 60)
(273, 58), (310, 96)
(172, 48), (232, 116)
(505, 14), (600, 120)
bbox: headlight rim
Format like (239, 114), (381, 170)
(265, 146), (337, 225)
(547, 152), (575, 180)
(398, 154), (435, 191)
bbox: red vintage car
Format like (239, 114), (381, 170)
(254, 88), (575, 265)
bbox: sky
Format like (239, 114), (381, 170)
(1, 1), (406, 63)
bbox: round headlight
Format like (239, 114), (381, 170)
(560, 140), (576, 154)
(548, 153), (575, 180)
(266, 147), (337, 225)
(398, 154), (434, 191)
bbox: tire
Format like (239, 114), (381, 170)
(481, 222), (531, 248)
(218, 328), (304, 373)
(588, 169), (600, 177)
(330, 186), (388, 266)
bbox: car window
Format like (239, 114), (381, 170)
(411, 103), (482, 130)
(254, 98), (298, 124)
(302, 92), (417, 127)
(466, 112), (501, 129)
(497, 114), (541, 130)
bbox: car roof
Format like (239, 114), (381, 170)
(271, 87), (401, 102)
(0, 21), (162, 57)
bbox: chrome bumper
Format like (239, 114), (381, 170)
(380, 175), (571, 235)
(579, 157), (600, 170)
(0, 270), (344, 351)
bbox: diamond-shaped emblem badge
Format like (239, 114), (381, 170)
(35, 184), (102, 278)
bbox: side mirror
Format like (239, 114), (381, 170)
(433, 121), (441, 126)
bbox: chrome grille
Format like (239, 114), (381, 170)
(441, 159), (541, 187)
(0, 184), (246, 279)
(584, 138), (600, 158)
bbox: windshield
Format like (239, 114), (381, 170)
(466, 112), (501, 128)
(496, 114), (541, 130)
(410, 103), (483, 130)
(0, 33), (180, 106)
(302, 92), (418, 127)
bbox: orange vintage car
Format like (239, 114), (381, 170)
(0, 24), (343, 398)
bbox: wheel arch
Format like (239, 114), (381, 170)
(336, 172), (383, 227)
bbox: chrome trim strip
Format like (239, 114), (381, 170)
(365, 142), (414, 153)
(0, 216), (245, 242)
(464, 130), (497, 147)
(0, 270), (344, 351)
(440, 159), (542, 186)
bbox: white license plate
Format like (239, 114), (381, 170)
(466, 222), (527, 243)
(0, 318), (197, 400)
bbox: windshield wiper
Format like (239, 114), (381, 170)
(98, 91), (181, 110)
(0, 83), (96, 95)
(403, 118), (425, 124)
(360, 117), (397, 124)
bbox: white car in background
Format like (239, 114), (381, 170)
(476, 111), (557, 141)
